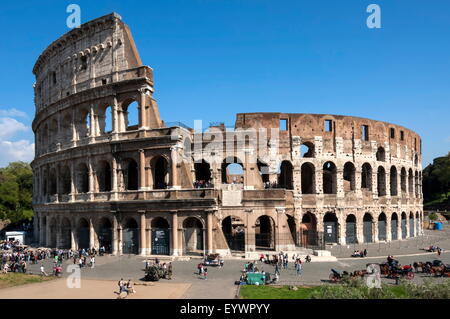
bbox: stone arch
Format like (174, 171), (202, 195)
(361, 163), (372, 191)
(391, 213), (398, 240)
(76, 108), (90, 139)
(49, 167), (57, 195)
(301, 162), (315, 194)
(49, 119), (58, 148)
(255, 215), (276, 250)
(75, 163), (89, 193)
(415, 211), (420, 235)
(77, 218), (90, 249)
(378, 212), (387, 241)
(97, 217), (113, 253)
(408, 168), (414, 195)
(59, 165), (71, 195)
(323, 212), (338, 243)
(221, 156), (244, 184)
(151, 217), (170, 255)
(400, 167), (407, 193)
(343, 162), (356, 192)
(345, 214), (357, 244)
(409, 212), (415, 237)
(377, 166), (386, 196)
(152, 156), (169, 189)
(376, 146), (386, 162)
(124, 158), (139, 190)
(390, 166), (398, 196)
(194, 159), (211, 186)
(49, 218), (57, 248)
(122, 217), (139, 254)
(222, 215), (245, 251)
(62, 114), (72, 143)
(363, 213), (373, 243)
(300, 212), (317, 246)
(278, 160), (293, 189)
(286, 214), (297, 245)
(183, 217), (204, 254)
(97, 160), (112, 192)
(98, 104), (113, 134)
(401, 212), (407, 239)
(323, 161), (337, 194)
(122, 99), (139, 131)
(257, 160), (270, 185)
(300, 142), (315, 158)
(60, 217), (71, 249)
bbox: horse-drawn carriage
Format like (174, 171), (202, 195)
(379, 262), (414, 280)
(202, 254), (223, 267)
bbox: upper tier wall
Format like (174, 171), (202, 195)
(33, 13), (145, 113)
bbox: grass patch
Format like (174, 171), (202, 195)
(240, 285), (321, 299)
(0, 273), (56, 289)
(240, 278), (450, 299)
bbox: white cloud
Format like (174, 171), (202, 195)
(0, 115), (34, 167)
(0, 140), (35, 167)
(0, 108), (28, 118)
(0, 117), (29, 140)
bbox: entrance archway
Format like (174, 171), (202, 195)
(401, 212), (407, 239)
(222, 216), (245, 251)
(378, 213), (387, 241)
(255, 215), (275, 250)
(300, 212), (317, 246)
(345, 215), (357, 244)
(77, 218), (90, 249)
(183, 217), (204, 255)
(122, 218), (139, 254)
(363, 213), (373, 243)
(323, 212), (338, 243)
(151, 217), (170, 255)
(391, 213), (398, 240)
(60, 218), (71, 249)
(97, 218), (113, 253)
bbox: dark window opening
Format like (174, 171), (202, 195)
(324, 120), (333, 132)
(390, 128), (395, 139)
(400, 131), (404, 141)
(361, 125), (369, 141)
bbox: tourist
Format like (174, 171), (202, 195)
(363, 249), (367, 257)
(40, 264), (48, 276)
(197, 262), (203, 275)
(275, 263), (280, 276)
(203, 267), (208, 280)
(126, 279), (135, 294)
(90, 256), (95, 268)
(168, 262), (173, 280)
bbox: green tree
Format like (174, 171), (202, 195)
(423, 152), (450, 203)
(0, 161), (33, 223)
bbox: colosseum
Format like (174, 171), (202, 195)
(31, 13), (424, 257)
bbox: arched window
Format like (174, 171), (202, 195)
(343, 162), (356, 191)
(323, 162), (337, 194)
(301, 163), (315, 194)
(99, 105), (113, 134)
(400, 168), (407, 193)
(257, 160), (270, 185)
(376, 147), (386, 162)
(97, 161), (112, 192)
(300, 142), (314, 158)
(377, 166), (386, 196)
(152, 156), (169, 189)
(221, 157), (244, 184)
(361, 163), (372, 190)
(125, 159), (139, 190)
(124, 100), (139, 131)
(278, 161), (293, 189)
(390, 166), (398, 196)
(76, 163), (89, 193)
(194, 160), (211, 187)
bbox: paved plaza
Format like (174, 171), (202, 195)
(5, 225), (450, 299)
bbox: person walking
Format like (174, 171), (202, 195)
(40, 264), (48, 276)
(90, 256), (95, 268)
(297, 260), (303, 276)
(363, 249), (368, 257)
(168, 262), (173, 280)
(275, 263), (280, 276)
(203, 267), (208, 280)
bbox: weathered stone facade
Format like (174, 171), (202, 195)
(31, 13), (423, 256)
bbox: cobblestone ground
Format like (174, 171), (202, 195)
(18, 225), (450, 299)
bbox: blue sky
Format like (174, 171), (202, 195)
(0, 0), (449, 167)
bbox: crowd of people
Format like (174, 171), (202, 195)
(193, 180), (213, 189)
(351, 249), (368, 258)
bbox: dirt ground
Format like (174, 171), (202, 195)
(0, 278), (191, 299)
